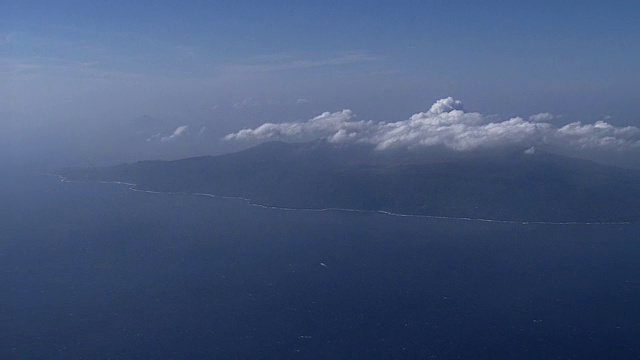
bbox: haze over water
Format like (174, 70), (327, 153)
(2, 172), (638, 359)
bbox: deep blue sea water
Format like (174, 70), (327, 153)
(1, 172), (639, 359)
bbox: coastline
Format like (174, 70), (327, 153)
(50, 174), (633, 226)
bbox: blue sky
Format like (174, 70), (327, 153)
(2, 1), (639, 166)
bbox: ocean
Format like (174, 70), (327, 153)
(1, 172), (639, 359)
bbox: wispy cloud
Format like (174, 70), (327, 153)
(224, 52), (378, 73)
(2, 29), (206, 80)
(0, 54), (143, 82)
(160, 125), (189, 142)
(0, 59), (43, 75)
(232, 97), (261, 109)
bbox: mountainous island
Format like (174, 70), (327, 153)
(58, 141), (640, 223)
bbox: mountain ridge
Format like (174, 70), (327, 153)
(58, 141), (640, 223)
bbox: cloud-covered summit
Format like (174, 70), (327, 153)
(225, 97), (640, 152)
(224, 109), (370, 142)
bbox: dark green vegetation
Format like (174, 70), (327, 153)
(60, 141), (640, 222)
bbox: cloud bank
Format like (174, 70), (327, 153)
(225, 97), (640, 152)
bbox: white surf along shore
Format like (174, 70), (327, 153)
(52, 174), (632, 226)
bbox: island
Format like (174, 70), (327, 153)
(58, 141), (640, 223)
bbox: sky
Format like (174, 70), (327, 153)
(1, 1), (639, 167)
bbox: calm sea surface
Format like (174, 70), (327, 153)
(1, 172), (639, 359)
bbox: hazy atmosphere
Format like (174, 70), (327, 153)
(4, 2), (640, 359)
(2, 1), (639, 168)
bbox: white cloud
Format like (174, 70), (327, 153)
(225, 97), (640, 152)
(529, 112), (560, 122)
(556, 121), (640, 148)
(225, 110), (368, 141)
(160, 125), (189, 142)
